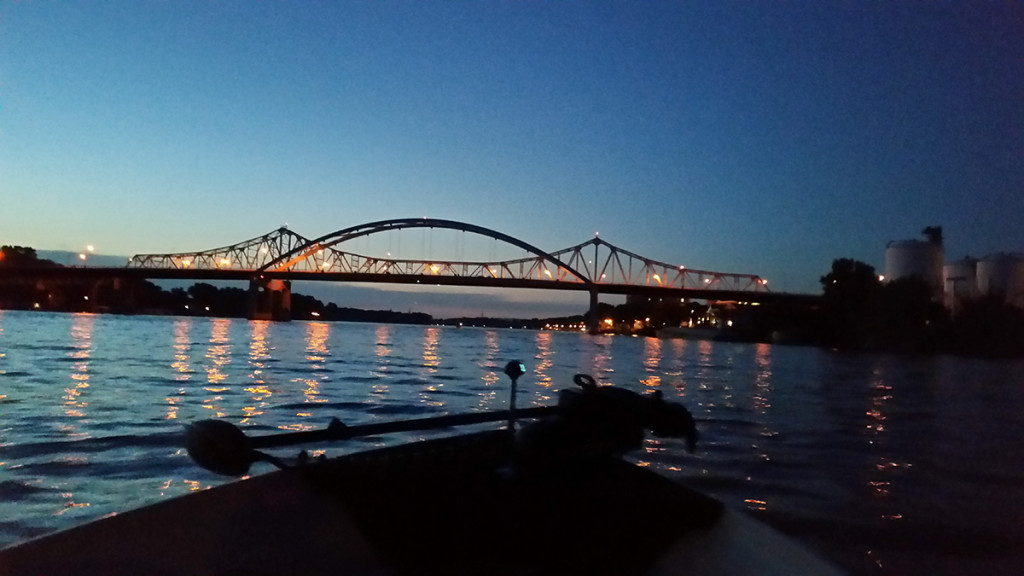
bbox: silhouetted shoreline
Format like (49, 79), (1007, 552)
(3, 247), (1022, 358)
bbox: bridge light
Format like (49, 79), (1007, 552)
(653, 274), (662, 285)
(182, 260), (191, 268)
(430, 265), (439, 274)
(704, 278), (711, 283)
(321, 262), (332, 270)
(543, 269), (552, 278)
(78, 253), (87, 261)
(220, 258), (231, 267)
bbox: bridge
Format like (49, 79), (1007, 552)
(7, 218), (813, 330)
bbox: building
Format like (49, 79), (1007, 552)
(884, 226), (944, 299)
(885, 226), (1024, 309)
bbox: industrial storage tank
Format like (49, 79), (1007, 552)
(977, 253), (1024, 307)
(884, 239), (944, 297)
(943, 257), (978, 307)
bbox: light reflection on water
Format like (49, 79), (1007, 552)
(641, 337), (661, 388)
(533, 331), (553, 386)
(165, 319), (192, 421)
(62, 314), (94, 425)
(242, 320), (271, 423)
(0, 311), (1021, 575)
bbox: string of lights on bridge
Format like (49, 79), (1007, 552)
(126, 218), (770, 294)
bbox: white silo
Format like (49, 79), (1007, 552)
(977, 253), (1024, 307)
(884, 239), (944, 298)
(943, 257), (978, 307)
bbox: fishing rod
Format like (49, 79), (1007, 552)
(186, 361), (550, 476)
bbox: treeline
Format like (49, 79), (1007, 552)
(0, 246), (431, 324)
(816, 258), (1024, 357)
(142, 283), (431, 324)
(556, 258), (1024, 358)
(290, 292), (432, 325)
(4, 245), (1022, 356)
(0, 246), (57, 267)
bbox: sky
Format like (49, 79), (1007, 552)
(2, 1), (1022, 317)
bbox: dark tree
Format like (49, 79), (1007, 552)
(819, 258), (882, 348)
(875, 277), (948, 353)
(948, 294), (1024, 357)
(0, 246), (42, 267)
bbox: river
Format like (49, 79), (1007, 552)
(0, 310), (1022, 574)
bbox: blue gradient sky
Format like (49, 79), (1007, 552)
(2, 2), (1022, 313)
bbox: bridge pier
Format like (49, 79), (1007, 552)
(586, 288), (600, 335)
(248, 278), (292, 321)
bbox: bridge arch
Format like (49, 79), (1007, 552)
(258, 217), (596, 288)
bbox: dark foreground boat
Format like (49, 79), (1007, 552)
(0, 365), (845, 576)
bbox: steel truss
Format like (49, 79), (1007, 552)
(127, 228), (312, 270)
(126, 220), (768, 293)
(256, 218), (594, 287)
(553, 237), (769, 292)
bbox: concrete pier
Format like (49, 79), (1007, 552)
(248, 278), (292, 321)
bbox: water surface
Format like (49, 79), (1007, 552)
(1, 310), (1022, 574)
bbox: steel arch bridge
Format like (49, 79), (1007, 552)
(127, 218), (769, 296)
